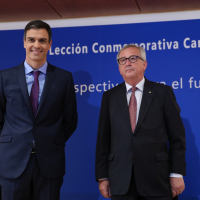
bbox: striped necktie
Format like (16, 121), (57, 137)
(30, 71), (40, 117)
(129, 86), (137, 132)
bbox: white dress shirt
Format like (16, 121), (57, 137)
(100, 77), (183, 180)
(125, 77), (145, 123)
(125, 77), (182, 178)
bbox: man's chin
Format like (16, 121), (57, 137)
(125, 68), (135, 73)
(32, 52), (42, 56)
(30, 54), (42, 59)
(29, 56), (43, 62)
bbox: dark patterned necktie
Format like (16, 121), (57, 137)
(30, 71), (40, 117)
(129, 87), (137, 132)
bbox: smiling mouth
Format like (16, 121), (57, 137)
(31, 49), (42, 52)
(31, 50), (43, 54)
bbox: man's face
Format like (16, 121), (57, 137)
(118, 47), (147, 83)
(24, 28), (52, 66)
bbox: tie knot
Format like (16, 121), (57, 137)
(131, 86), (137, 92)
(33, 71), (40, 79)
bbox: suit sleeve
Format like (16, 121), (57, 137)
(164, 87), (186, 175)
(63, 72), (78, 142)
(0, 72), (6, 135)
(95, 92), (111, 181)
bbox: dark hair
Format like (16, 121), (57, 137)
(24, 20), (52, 43)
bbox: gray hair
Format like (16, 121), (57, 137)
(117, 44), (146, 62)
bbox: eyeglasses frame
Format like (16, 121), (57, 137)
(117, 55), (144, 65)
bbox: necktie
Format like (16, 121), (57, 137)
(129, 87), (137, 132)
(30, 71), (40, 117)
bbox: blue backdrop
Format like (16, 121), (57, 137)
(0, 18), (200, 200)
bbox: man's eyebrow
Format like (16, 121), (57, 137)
(27, 37), (34, 40)
(119, 55), (136, 59)
(27, 37), (48, 41)
(39, 38), (48, 41)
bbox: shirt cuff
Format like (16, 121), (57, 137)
(99, 178), (108, 181)
(170, 173), (183, 178)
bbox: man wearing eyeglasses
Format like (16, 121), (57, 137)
(95, 44), (186, 200)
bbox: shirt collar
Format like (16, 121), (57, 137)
(125, 77), (145, 93)
(24, 60), (48, 75)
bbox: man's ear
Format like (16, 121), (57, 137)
(143, 60), (147, 71)
(119, 66), (122, 75)
(23, 38), (26, 49)
(48, 40), (52, 50)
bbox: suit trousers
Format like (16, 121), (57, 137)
(0, 154), (63, 200)
(111, 167), (178, 200)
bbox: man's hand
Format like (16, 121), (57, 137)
(99, 179), (111, 198)
(170, 177), (185, 197)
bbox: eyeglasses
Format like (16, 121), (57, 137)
(117, 55), (144, 65)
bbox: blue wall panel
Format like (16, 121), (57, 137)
(0, 18), (199, 199)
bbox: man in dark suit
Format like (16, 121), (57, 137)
(0, 20), (77, 200)
(95, 44), (186, 200)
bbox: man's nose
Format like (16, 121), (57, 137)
(125, 58), (131, 65)
(33, 40), (40, 48)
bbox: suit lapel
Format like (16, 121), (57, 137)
(37, 63), (55, 115)
(17, 63), (34, 119)
(115, 82), (132, 134)
(134, 78), (155, 134)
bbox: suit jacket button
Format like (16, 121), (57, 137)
(130, 158), (133, 161)
(132, 136), (136, 140)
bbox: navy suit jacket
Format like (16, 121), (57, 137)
(0, 62), (78, 179)
(95, 78), (186, 196)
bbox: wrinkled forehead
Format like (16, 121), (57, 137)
(119, 47), (141, 58)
